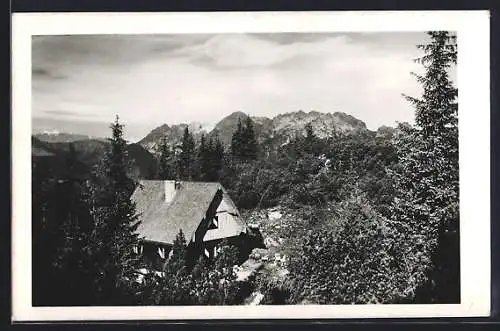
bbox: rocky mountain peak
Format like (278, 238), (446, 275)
(208, 111), (252, 147)
(138, 110), (373, 155)
(271, 110), (367, 139)
(138, 122), (208, 155)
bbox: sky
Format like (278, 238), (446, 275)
(32, 32), (433, 142)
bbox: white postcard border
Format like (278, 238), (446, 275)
(12, 10), (491, 321)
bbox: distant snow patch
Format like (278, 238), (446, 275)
(42, 129), (61, 135)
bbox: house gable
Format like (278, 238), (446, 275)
(131, 180), (250, 267)
(131, 180), (221, 245)
(202, 190), (248, 242)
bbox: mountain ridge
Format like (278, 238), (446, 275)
(138, 110), (375, 155)
(32, 136), (157, 179)
(35, 110), (394, 156)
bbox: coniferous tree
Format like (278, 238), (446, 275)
(155, 229), (193, 305)
(52, 144), (94, 304)
(231, 117), (258, 161)
(197, 134), (211, 181)
(242, 117), (258, 160)
(158, 137), (175, 180)
(391, 31), (459, 303)
(206, 137), (216, 181)
(84, 116), (142, 305)
(180, 127), (195, 180)
(292, 123), (318, 156)
(231, 119), (244, 160)
(213, 136), (225, 181)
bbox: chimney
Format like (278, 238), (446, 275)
(164, 180), (176, 203)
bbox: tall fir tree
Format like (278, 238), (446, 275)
(180, 127), (195, 180)
(197, 134), (211, 181)
(242, 117), (258, 160)
(154, 229), (193, 305)
(231, 117), (258, 161)
(158, 137), (175, 180)
(231, 119), (244, 160)
(391, 31), (459, 303)
(213, 135), (225, 181)
(84, 116), (142, 305)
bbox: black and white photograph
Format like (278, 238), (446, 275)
(12, 11), (490, 320)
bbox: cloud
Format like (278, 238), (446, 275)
(250, 33), (334, 45)
(42, 110), (98, 117)
(174, 34), (356, 69)
(32, 32), (430, 140)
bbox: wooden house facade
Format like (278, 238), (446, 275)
(130, 180), (250, 271)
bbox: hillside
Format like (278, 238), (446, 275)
(34, 132), (102, 143)
(32, 136), (157, 179)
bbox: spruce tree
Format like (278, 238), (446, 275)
(231, 119), (244, 160)
(231, 117), (258, 161)
(197, 134), (211, 181)
(242, 117), (258, 160)
(156, 229), (193, 305)
(206, 137), (216, 181)
(180, 127), (195, 180)
(158, 137), (174, 180)
(84, 116), (142, 305)
(213, 136), (225, 181)
(391, 31), (459, 303)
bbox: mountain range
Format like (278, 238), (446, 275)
(32, 136), (157, 179)
(32, 110), (396, 178)
(138, 110), (374, 155)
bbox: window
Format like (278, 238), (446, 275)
(209, 215), (219, 229)
(203, 247), (218, 259)
(133, 244), (144, 255)
(158, 246), (166, 259)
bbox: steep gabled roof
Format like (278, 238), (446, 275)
(131, 180), (228, 244)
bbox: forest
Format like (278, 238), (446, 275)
(31, 31), (459, 306)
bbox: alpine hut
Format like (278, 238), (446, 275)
(130, 180), (250, 270)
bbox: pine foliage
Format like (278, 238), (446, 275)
(158, 137), (175, 180)
(391, 31), (459, 302)
(83, 116), (143, 304)
(180, 127), (196, 180)
(231, 117), (258, 161)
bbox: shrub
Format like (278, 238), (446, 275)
(257, 276), (296, 305)
(287, 196), (413, 304)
